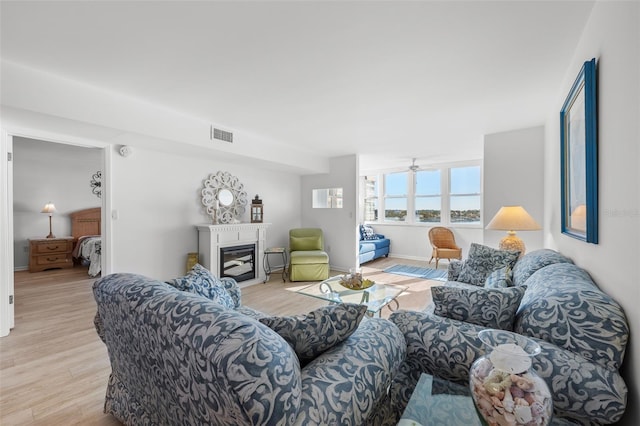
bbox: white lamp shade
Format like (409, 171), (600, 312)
(41, 202), (56, 215)
(570, 204), (587, 231)
(485, 206), (541, 231)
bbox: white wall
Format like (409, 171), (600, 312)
(484, 126), (544, 252)
(301, 155), (358, 272)
(13, 138), (101, 269)
(543, 2), (639, 424)
(110, 144), (301, 280)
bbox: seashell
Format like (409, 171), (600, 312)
(492, 396), (504, 408)
(514, 397), (530, 406)
(485, 382), (504, 395)
(510, 385), (524, 399)
(479, 397), (494, 412)
(502, 387), (515, 413)
(511, 373), (535, 391)
(514, 405), (533, 423)
(504, 412), (517, 425)
(524, 393), (536, 405)
(530, 401), (546, 417)
(493, 411), (509, 426)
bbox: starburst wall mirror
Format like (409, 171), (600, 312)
(201, 171), (248, 224)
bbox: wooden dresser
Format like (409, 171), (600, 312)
(29, 237), (74, 273)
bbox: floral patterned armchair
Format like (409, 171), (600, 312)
(93, 272), (406, 425)
(387, 248), (629, 425)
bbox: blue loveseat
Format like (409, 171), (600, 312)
(359, 224), (390, 264)
(386, 248), (629, 425)
(93, 272), (406, 425)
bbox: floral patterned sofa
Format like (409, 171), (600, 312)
(93, 268), (406, 426)
(386, 247), (629, 425)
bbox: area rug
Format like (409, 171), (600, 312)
(383, 264), (448, 281)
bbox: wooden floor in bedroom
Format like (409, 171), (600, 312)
(1, 258), (446, 425)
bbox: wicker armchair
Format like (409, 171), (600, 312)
(428, 227), (462, 268)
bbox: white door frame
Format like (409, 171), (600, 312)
(0, 126), (112, 337)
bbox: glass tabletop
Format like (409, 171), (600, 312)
(296, 275), (407, 315)
(399, 373), (480, 426)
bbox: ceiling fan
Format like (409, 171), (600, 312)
(408, 158), (420, 172)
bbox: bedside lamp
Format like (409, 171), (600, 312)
(485, 206), (541, 254)
(41, 202), (56, 239)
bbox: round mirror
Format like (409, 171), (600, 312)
(218, 189), (234, 206)
(201, 171), (248, 224)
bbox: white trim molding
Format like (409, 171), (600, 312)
(197, 223), (271, 287)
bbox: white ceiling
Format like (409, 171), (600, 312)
(0, 0), (594, 172)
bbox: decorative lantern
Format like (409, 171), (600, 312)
(251, 195), (263, 223)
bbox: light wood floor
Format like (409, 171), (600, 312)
(0, 258), (445, 425)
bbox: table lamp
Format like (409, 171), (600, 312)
(570, 204), (587, 231)
(485, 206), (541, 254)
(41, 202), (56, 238)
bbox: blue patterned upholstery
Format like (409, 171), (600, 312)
(454, 243), (520, 286)
(484, 266), (512, 288)
(166, 263), (235, 308)
(431, 284), (525, 331)
(259, 303), (367, 364)
(515, 263), (628, 371)
(93, 273), (406, 425)
(388, 249), (629, 425)
(511, 248), (573, 286)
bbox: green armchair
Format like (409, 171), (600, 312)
(288, 228), (330, 282)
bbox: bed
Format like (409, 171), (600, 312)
(70, 207), (102, 277)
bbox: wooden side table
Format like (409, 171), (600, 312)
(29, 237), (74, 272)
(263, 247), (287, 283)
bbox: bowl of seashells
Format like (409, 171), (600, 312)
(339, 270), (374, 290)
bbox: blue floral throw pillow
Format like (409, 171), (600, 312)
(360, 224), (378, 240)
(456, 243), (520, 286)
(484, 266), (513, 289)
(432, 285), (525, 331)
(167, 263), (235, 309)
(259, 303), (367, 364)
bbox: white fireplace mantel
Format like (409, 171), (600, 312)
(196, 223), (271, 287)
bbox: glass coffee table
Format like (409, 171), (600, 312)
(296, 275), (407, 316)
(399, 373), (480, 426)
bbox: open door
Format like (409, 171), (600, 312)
(1, 131), (15, 336)
(0, 130), (111, 337)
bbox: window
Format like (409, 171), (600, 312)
(415, 169), (441, 222)
(449, 166), (481, 223)
(312, 187), (343, 208)
(384, 172), (408, 222)
(363, 176), (378, 221)
(361, 161), (482, 226)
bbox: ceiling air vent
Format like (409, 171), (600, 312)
(211, 126), (233, 143)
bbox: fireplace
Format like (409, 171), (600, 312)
(220, 244), (256, 283)
(197, 223), (269, 286)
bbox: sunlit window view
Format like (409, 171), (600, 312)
(450, 166), (481, 223)
(363, 176), (378, 221)
(361, 162), (481, 225)
(415, 169), (441, 222)
(384, 172), (408, 222)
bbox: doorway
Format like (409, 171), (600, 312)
(1, 130), (111, 337)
